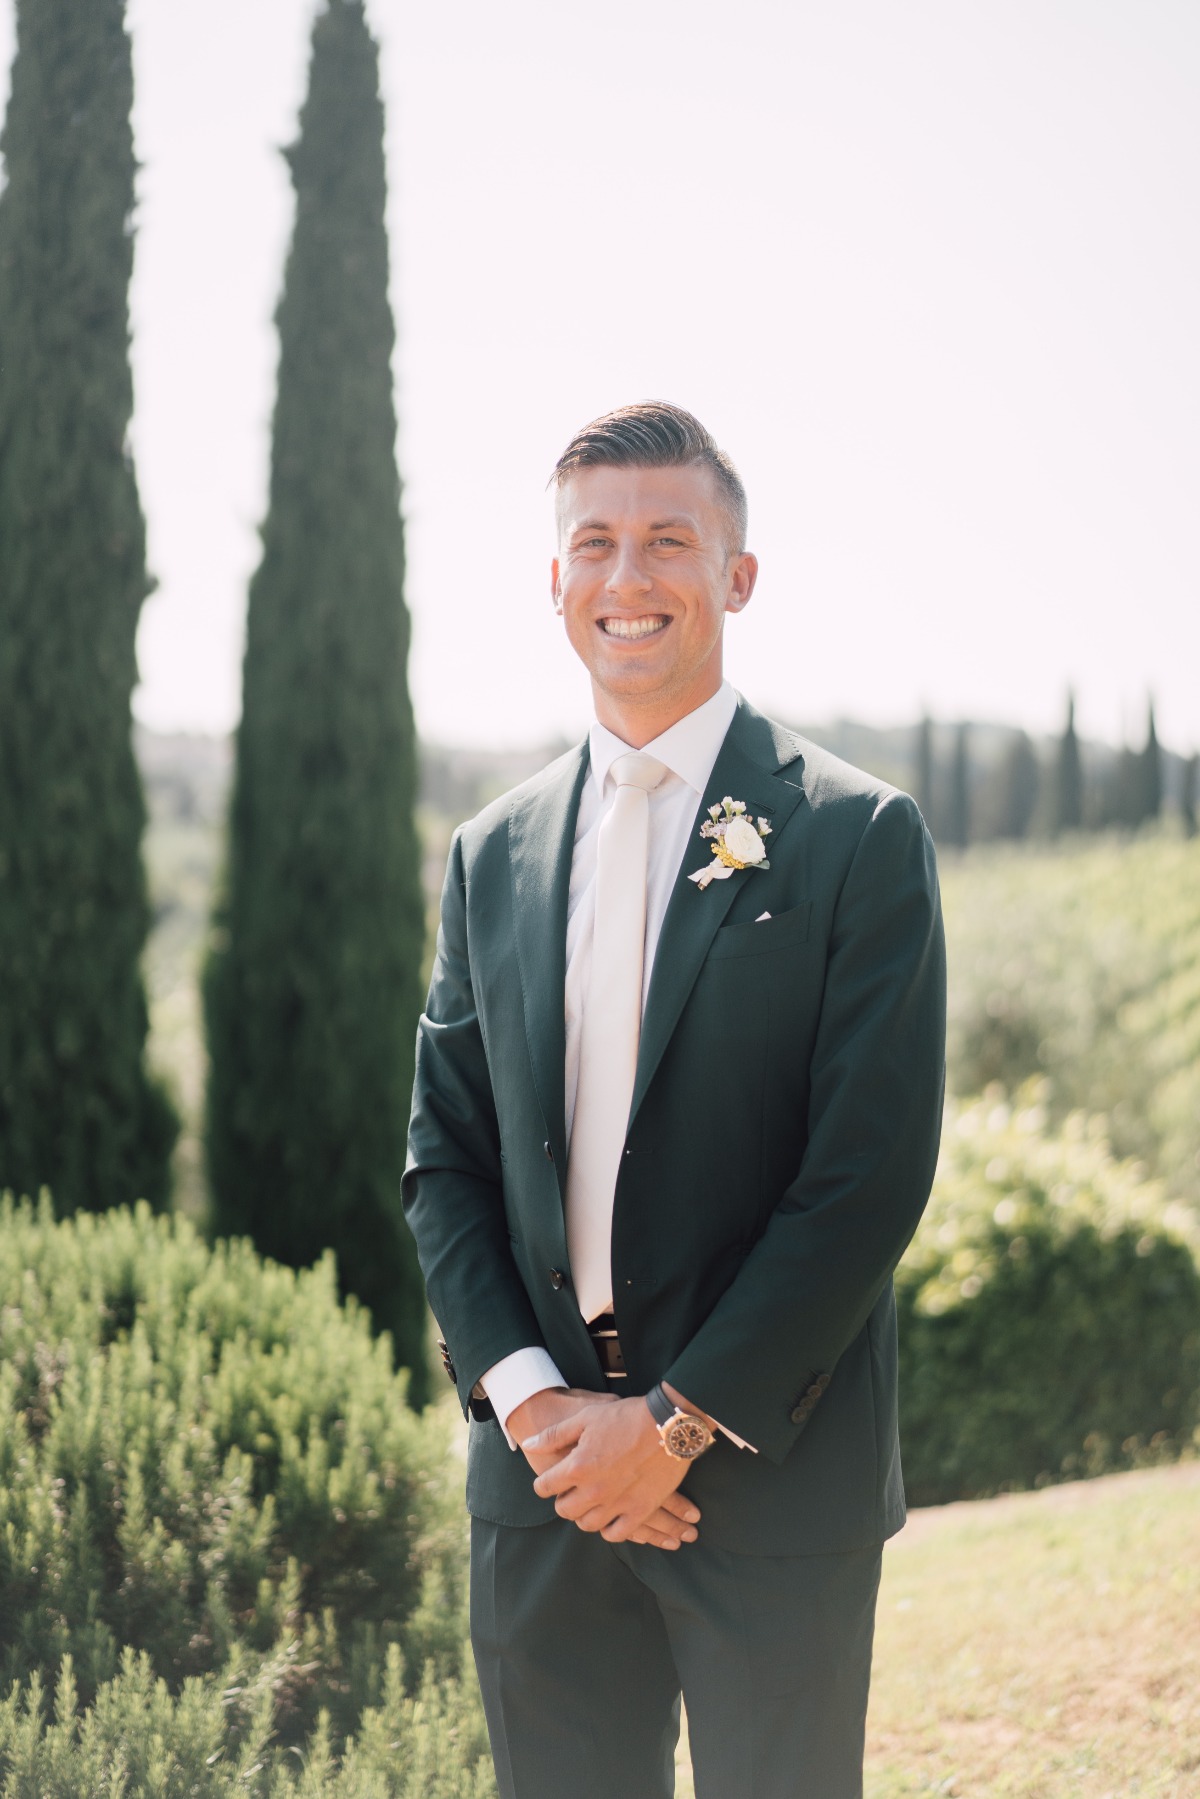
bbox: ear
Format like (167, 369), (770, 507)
(551, 557), (563, 614)
(725, 550), (758, 616)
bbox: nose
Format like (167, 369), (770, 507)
(605, 538), (653, 603)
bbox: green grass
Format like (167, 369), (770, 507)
(675, 1465), (1200, 1797)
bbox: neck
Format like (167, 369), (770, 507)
(592, 672), (724, 750)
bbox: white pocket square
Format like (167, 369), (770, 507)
(755, 911), (772, 922)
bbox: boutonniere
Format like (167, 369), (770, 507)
(688, 797), (772, 890)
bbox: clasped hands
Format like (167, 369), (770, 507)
(507, 1384), (705, 1552)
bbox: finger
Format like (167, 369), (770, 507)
(646, 1505), (699, 1543)
(603, 1511), (697, 1546)
(659, 1491), (702, 1526)
(625, 1526), (682, 1550)
(532, 1455), (585, 1498)
(566, 1500), (621, 1534)
(523, 1449), (568, 1477)
(551, 1489), (600, 1524)
(522, 1415), (587, 1456)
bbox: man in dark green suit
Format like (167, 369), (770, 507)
(403, 402), (946, 1798)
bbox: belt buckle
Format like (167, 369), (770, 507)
(588, 1315), (626, 1380)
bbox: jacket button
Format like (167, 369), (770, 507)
(790, 1404), (806, 1425)
(544, 1141), (554, 1161)
(549, 1268), (566, 1290)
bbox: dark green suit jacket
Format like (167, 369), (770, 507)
(403, 697), (946, 1555)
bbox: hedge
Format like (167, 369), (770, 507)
(0, 1197), (476, 1763)
(897, 1090), (1200, 1504)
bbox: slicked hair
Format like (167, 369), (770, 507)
(551, 400), (748, 556)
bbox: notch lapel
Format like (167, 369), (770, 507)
(508, 742), (590, 1190)
(630, 703), (806, 1124)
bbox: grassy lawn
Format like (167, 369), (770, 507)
(675, 1465), (1200, 1797)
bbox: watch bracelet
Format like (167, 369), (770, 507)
(645, 1382), (676, 1428)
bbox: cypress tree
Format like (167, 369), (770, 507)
(914, 714), (935, 830)
(204, 0), (428, 1404)
(1053, 691), (1084, 834)
(1182, 754), (1198, 840)
(1107, 744), (1140, 829)
(947, 721), (971, 849)
(0, 0), (177, 1212)
(995, 729), (1040, 841)
(1137, 698), (1162, 824)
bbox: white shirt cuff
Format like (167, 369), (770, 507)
(713, 1419), (757, 1453)
(480, 1346), (568, 1449)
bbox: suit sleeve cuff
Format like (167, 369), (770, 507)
(480, 1347), (568, 1448)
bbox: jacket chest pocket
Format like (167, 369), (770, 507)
(706, 900), (812, 961)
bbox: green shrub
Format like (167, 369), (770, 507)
(897, 1092), (1200, 1504)
(0, 1197), (470, 1750)
(0, 1649), (494, 1797)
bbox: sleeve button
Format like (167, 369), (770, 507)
(549, 1268), (566, 1290)
(544, 1141), (554, 1161)
(790, 1405), (806, 1425)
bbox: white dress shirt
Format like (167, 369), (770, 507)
(482, 681), (754, 1451)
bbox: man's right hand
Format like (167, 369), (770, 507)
(507, 1387), (700, 1551)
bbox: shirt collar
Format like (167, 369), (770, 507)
(588, 681), (738, 800)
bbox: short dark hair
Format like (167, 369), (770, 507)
(551, 400), (748, 555)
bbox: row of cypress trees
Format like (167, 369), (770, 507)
(916, 695), (1192, 849)
(0, 1), (428, 1400)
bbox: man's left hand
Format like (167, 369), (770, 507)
(524, 1393), (702, 1542)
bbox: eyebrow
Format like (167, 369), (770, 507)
(570, 516), (698, 535)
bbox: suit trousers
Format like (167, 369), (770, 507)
(470, 1511), (882, 1799)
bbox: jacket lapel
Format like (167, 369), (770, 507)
(508, 741), (590, 1189)
(630, 701), (806, 1124)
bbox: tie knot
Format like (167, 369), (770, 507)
(610, 752), (667, 795)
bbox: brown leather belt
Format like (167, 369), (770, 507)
(588, 1312), (627, 1380)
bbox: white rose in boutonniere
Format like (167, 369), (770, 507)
(688, 798), (772, 890)
(723, 815), (766, 865)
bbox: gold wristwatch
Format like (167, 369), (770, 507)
(646, 1383), (715, 1461)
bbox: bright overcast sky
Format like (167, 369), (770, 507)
(1, 0), (1197, 752)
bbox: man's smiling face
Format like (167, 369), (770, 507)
(551, 462), (757, 737)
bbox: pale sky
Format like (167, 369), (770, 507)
(2, 0), (1197, 752)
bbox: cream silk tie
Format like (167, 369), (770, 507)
(565, 751), (667, 1324)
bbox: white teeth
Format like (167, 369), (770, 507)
(601, 616), (668, 640)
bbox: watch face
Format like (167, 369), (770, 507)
(663, 1414), (714, 1460)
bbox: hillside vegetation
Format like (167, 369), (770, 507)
(941, 833), (1200, 1205)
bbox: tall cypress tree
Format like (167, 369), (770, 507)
(947, 721), (971, 849)
(1182, 754), (1198, 840)
(1137, 698), (1162, 824)
(0, 0), (176, 1212)
(1053, 691), (1084, 834)
(914, 715), (935, 832)
(996, 729), (1040, 841)
(204, 0), (427, 1404)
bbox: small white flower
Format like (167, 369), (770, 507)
(731, 800), (747, 814)
(708, 804), (722, 820)
(723, 815), (767, 864)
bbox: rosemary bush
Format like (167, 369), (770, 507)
(0, 1196), (478, 1774)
